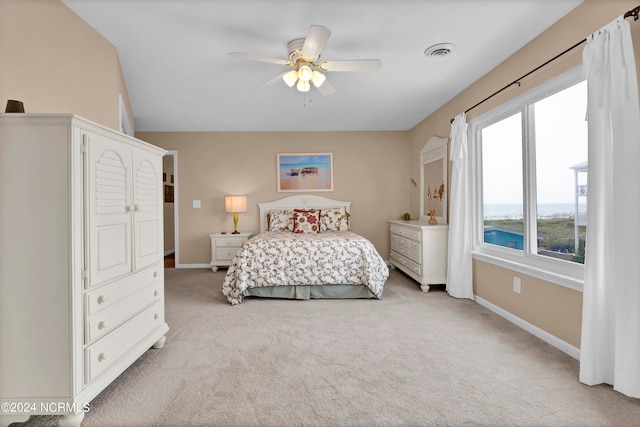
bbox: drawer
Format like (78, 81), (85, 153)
(390, 225), (421, 242)
(216, 247), (239, 261)
(216, 237), (246, 247)
(85, 300), (165, 384)
(85, 266), (162, 316)
(391, 251), (421, 276)
(86, 280), (163, 344)
(391, 238), (421, 264)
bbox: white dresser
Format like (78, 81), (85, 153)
(209, 232), (251, 271)
(0, 114), (169, 427)
(389, 220), (449, 292)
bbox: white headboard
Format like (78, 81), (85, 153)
(258, 195), (351, 233)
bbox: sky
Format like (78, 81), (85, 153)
(481, 80), (588, 205)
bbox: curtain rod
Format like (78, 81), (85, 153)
(450, 5), (640, 123)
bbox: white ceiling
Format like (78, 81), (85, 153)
(61, 0), (583, 132)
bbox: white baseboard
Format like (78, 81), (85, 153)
(474, 295), (580, 361)
(175, 263), (212, 269)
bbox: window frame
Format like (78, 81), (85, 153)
(469, 66), (585, 291)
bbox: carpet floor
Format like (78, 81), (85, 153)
(12, 268), (640, 427)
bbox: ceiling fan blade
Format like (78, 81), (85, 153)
(301, 25), (331, 60)
(254, 72), (286, 90)
(320, 59), (383, 72)
(315, 78), (336, 96)
(227, 52), (290, 66)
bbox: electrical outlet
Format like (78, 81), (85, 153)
(513, 276), (522, 294)
(193, 200), (201, 208)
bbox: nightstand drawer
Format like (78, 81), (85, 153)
(216, 236), (246, 247)
(210, 232), (252, 271)
(216, 247), (240, 261)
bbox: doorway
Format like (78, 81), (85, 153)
(163, 150), (178, 268)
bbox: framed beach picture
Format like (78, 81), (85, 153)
(277, 152), (334, 192)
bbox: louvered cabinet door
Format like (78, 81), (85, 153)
(86, 132), (133, 287)
(132, 149), (162, 270)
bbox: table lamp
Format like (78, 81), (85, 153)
(225, 195), (247, 234)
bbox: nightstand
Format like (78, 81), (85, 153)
(209, 232), (252, 272)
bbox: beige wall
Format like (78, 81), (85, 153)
(0, 0), (133, 131)
(137, 131), (410, 264)
(409, 0), (640, 349)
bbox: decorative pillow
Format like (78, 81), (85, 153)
(267, 209), (294, 232)
(320, 207), (350, 232)
(293, 209), (320, 234)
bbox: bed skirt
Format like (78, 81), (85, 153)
(243, 284), (377, 300)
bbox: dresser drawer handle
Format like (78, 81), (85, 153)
(97, 295), (106, 304)
(98, 352), (107, 362)
(154, 313), (159, 320)
(153, 271), (158, 278)
(98, 321), (107, 330)
(154, 290), (159, 297)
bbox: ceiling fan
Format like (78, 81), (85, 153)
(227, 25), (383, 95)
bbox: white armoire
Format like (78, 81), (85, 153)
(0, 114), (169, 427)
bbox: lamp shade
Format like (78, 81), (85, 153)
(225, 195), (247, 213)
(282, 69), (298, 87)
(310, 70), (326, 88)
(298, 65), (313, 82)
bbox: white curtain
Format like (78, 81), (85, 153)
(580, 16), (640, 398)
(446, 113), (474, 299)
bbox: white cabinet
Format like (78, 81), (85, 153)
(209, 232), (251, 272)
(0, 114), (169, 427)
(389, 220), (449, 292)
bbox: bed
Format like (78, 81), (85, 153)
(222, 195), (389, 305)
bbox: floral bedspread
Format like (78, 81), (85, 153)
(222, 231), (389, 305)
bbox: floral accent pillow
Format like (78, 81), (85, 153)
(320, 207), (350, 232)
(293, 209), (320, 234)
(267, 209), (294, 232)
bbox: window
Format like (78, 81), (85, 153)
(471, 67), (587, 286)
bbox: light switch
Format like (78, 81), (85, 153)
(193, 200), (201, 208)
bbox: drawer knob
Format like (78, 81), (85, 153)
(98, 321), (107, 330)
(98, 352), (107, 362)
(154, 313), (159, 320)
(154, 290), (159, 297)
(153, 271), (158, 278)
(97, 295), (106, 304)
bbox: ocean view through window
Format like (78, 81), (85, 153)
(473, 67), (588, 273)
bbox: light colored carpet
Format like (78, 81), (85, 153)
(14, 268), (640, 426)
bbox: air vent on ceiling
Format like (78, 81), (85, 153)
(424, 43), (456, 58)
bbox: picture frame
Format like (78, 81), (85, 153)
(277, 153), (334, 192)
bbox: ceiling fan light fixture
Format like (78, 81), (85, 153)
(310, 70), (326, 88)
(296, 80), (310, 92)
(297, 64), (313, 82)
(283, 69), (298, 87)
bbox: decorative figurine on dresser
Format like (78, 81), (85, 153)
(0, 114), (169, 427)
(389, 136), (450, 292)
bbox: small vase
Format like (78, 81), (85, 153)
(428, 209), (437, 225)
